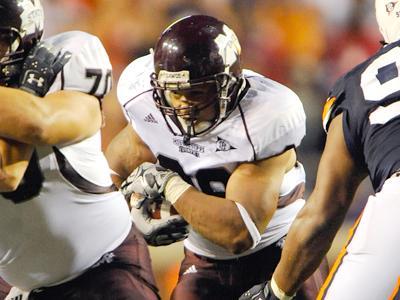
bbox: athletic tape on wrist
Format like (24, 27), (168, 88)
(234, 202), (261, 248)
(164, 175), (191, 205)
(270, 277), (295, 300)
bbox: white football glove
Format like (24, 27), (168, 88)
(129, 193), (189, 246)
(239, 280), (295, 300)
(120, 162), (178, 201)
(239, 281), (278, 300)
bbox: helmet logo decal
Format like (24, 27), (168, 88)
(385, 1), (398, 15)
(0, 0), (44, 86)
(376, 0), (400, 43)
(17, 0), (44, 43)
(215, 25), (241, 71)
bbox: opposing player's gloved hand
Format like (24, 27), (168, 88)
(239, 281), (282, 300)
(19, 41), (72, 97)
(120, 162), (178, 200)
(130, 193), (189, 246)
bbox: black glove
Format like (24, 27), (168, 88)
(19, 41), (72, 97)
(239, 281), (281, 300)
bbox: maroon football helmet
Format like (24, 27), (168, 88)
(151, 15), (244, 143)
(0, 0), (44, 86)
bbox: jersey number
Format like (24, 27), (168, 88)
(158, 155), (230, 197)
(361, 47), (400, 124)
(86, 68), (112, 97)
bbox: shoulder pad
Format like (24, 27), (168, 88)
(117, 53), (154, 106)
(243, 76), (306, 159)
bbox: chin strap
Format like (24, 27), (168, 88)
(219, 74), (246, 119)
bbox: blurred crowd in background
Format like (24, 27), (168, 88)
(40, 0), (380, 298)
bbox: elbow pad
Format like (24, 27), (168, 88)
(235, 202), (262, 248)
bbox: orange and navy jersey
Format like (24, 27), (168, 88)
(322, 39), (400, 192)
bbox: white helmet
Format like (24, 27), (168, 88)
(0, 0), (44, 85)
(375, 0), (400, 44)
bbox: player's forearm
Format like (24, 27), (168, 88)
(0, 139), (32, 192)
(274, 150), (366, 294)
(105, 125), (157, 183)
(167, 172), (279, 254)
(1, 88), (102, 145)
(0, 87), (47, 144)
(0, 155), (8, 188)
(273, 198), (347, 295)
(173, 188), (253, 253)
(0, 163), (26, 192)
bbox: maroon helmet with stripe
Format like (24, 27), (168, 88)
(151, 15), (244, 144)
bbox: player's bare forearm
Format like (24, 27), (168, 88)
(0, 138), (32, 191)
(101, 92), (129, 151)
(173, 188), (253, 253)
(273, 115), (366, 295)
(173, 151), (292, 253)
(0, 155), (6, 182)
(273, 195), (347, 295)
(120, 162), (255, 252)
(0, 87), (43, 142)
(0, 87), (101, 145)
(105, 125), (156, 185)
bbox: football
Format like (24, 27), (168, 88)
(148, 197), (179, 219)
(129, 193), (179, 219)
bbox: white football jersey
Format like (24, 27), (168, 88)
(118, 54), (306, 259)
(0, 31), (131, 290)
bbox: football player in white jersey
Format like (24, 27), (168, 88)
(0, 0), (159, 299)
(240, 1), (400, 299)
(109, 15), (328, 300)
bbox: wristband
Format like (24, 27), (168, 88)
(270, 277), (295, 300)
(164, 175), (191, 205)
(109, 168), (121, 177)
(235, 202), (262, 248)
